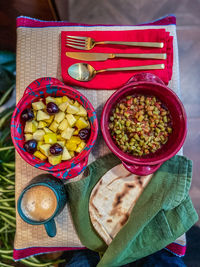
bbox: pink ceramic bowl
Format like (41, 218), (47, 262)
(11, 77), (98, 179)
(101, 73), (187, 175)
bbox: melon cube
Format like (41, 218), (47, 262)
(37, 110), (50, 121)
(33, 130), (45, 141)
(77, 106), (87, 117)
(44, 133), (57, 144)
(61, 127), (74, 140)
(39, 143), (51, 157)
(46, 96), (56, 104)
(67, 104), (79, 114)
(48, 155), (62, 165)
(75, 117), (88, 129)
(24, 134), (33, 141)
(24, 121), (37, 133)
(32, 101), (45, 110)
(61, 147), (72, 161)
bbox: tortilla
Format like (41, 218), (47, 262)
(89, 164), (153, 245)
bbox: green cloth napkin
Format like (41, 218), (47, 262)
(66, 154), (198, 267)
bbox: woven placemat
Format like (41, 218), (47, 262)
(14, 22), (180, 251)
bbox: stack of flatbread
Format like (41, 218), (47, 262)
(89, 164), (153, 245)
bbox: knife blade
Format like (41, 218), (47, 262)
(66, 52), (166, 61)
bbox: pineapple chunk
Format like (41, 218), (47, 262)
(69, 136), (82, 145)
(32, 101), (45, 110)
(24, 134), (33, 141)
(44, 115), (54, 126)
(61, 127), (75, 140)
(39, 143), (51, 157)
(32, 120), (38, 129)
(49, 121), (59, 132)
(46, 96), (56, 104)
(66, 142), (77, 151)
(37, 110), (50, 121)
(57, 141), (65, 147)
(66, 114), (76, 127)
(34, 150), (47, 160)
(33, 130), (45, 141)
(44, 133), (57, 144)
(55, 97), (62, 105)
(77, 106), (87, 117)
(62, 96), (70, 103)
(24, 121), (37, 133)
(73, 101), (80, 107)
(57, 134), (65, 141)
(44, 127), (53, 133)
(38, 121), (47, 128)
(37, 141), (43, 150)
(48, 155), (62, 165)
(54, 111), (65, 123)
(69, 151), (75, 157)
(76, 141), (86, 153)
(75, 117), (89, 129)
(73, 129), (79, 135)
(67, 104), (79, 114)
(59, 102), (69, 112)
(58, 119), (69, 131)
(62, 147), (72, 161)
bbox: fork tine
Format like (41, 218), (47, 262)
(67, 35), (87, 40)
(66, 40), (85, 46)
(67, 39), (85, 44)
(66, 43), (87, 50)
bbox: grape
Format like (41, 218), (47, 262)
(21, 108), (34, 121)
(24, 139), (37, 154)
(49, 144), (63, 155)
(78, 128), (90, 141)
(46, 102), (59, 114)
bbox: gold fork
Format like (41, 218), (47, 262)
(66, 36), (164, 50)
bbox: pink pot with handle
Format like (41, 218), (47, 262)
(101, 73), (187, 176)
(11, 77), (98, 179)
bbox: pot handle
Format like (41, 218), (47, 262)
(126, 73), (165, 86)
(51, 156), (89, 180)
(122, 161), (162, 176)
(23, 77), (65, 96)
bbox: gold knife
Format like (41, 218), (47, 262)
(66, 51), (166, 61)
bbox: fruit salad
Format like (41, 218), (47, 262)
(109, 95), (172, 156)
(21, 96), (90, 165)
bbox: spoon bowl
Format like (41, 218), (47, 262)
(68, 63), (165, 82)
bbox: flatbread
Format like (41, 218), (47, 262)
(89, 164), (153, 245)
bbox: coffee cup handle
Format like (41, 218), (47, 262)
(44, 218), (57, 238)
(122, 161), (162, 176)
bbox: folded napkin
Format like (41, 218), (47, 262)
(61, 29), (173, 89)
(66, 154), (198, 267)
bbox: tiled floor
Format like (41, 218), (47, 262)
(69, 0), (200, 225)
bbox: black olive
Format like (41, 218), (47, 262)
(49, 143), (63, 155)
(24, 139), (37, 154)
(21, 108), (34, 121)
(46, 102), (59, 114)
(78, 128), (90, 141)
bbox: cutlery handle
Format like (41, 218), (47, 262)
(96, 41), (164, 48)
(97, 64), (165, 74)
(114, 53), (166, 60)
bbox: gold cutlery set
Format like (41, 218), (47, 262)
(66, 35), (166, 81)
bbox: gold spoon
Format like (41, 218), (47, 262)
(68, 63), (165, 81)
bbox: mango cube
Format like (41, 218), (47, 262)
(61, 147), (72, 161)
(73, 129), (79, 135)
(39, 144), (51, 157)
(69, 151), (75, 157)
(37, 141), (43, 150)
(67, 104), (79, 114)
(44, 133), (57, 144)
(57, 134), (65, 141)
(48, 155), (62, 165)
(33, 130), (45, 141)
(55, 97), (63, 105)
(34, 150), (47, 160)
(54, 111), (65, 123)
(69, 136), (82, 145)
(66, 114), (76, 127)
(32, 101), (45, 110)
(58, 119), (69, 131)
(75, 117), (88, 129)
(76, 141), (86, 153)
(61, 127), (74, 140)
(66, 142), (77, 151)
(37, 110), (50, 121)
(49, 121), (59, 132)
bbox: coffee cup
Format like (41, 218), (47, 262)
(17, 174), (67, 237)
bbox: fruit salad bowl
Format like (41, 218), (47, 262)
(11, 77), (98, 179)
